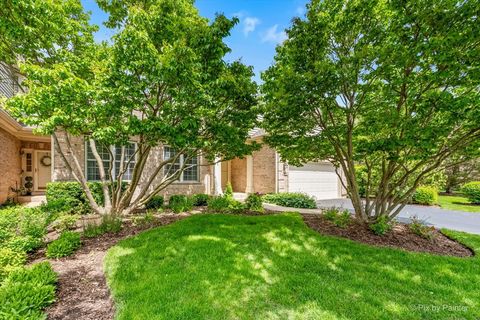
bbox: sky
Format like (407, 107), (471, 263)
(80, 0), (309, 83)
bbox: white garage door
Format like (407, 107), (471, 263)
(289, 162), (339, 200)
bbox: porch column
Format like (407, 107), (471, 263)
(245, 155), (254, 193)
(214, 157), (223, 195)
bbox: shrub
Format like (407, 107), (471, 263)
(412, 186), (438, 205)
(0, 262), (57, 319)
(145, 195), (164, 210)
(355, 165), (368, 198)
(191, 194), (210, 206)
(322, 207), (351, 228)
(369, 215), (393, 236)
(245, 193), (264, 212)
(262, 192), (317, 209)
(46, 231), (81, 258)
(409, 216), (436, 241)
(168, 195), (193, 213)
(224, 182), (234, 198)
(461, 181), (480, 204)
(46, 181), (128, 214)
(207, 196), (243, 213)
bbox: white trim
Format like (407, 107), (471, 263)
(245, 155), (254, 193)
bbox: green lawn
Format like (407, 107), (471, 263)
(438, 195), (480, 213)
(104, 213), (480, 320)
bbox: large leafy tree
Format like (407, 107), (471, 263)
(6, 0), (259, 215)
(262, 0), (480, 222)
(0, 0), (96, 89)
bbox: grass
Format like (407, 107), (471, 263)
(105, 213), (480, 320)
(438, 194), (480, 213)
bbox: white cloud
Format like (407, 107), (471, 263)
(243, 17), (260, 36)
(261, 25), (287, 44)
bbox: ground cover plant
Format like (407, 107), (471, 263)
(46, 231), (81, 258)
(263, 192), (317, 209)
(105, 213), (480, 320)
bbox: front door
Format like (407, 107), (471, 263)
(34, 151), (52, 192)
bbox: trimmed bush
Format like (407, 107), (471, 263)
(412, 186), (438, 205)
(191, 194), (210, 206)
(145, 195), (164, 210)
(0, 262), (57, 319)
(46, 181), (128, 214)
(263, 192), (317, 209)
(169, 195), (193, 213)
(207, 196), (244, 213)
(46, 231), (81, 258)
(461, 181), (480, 204)
(245, 193), (264, 212)
(369, 215), (393, 236)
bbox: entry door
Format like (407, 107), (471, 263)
(34, 151), (52, 191)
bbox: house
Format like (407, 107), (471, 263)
(0, 63), (52, 203)
(0, 64), (345, 205)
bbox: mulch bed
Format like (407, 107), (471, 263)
(30, 214), (189, 320)
(28, 210), (475, 320)
(302, 213), (474, 258)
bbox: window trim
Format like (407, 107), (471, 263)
(85, 141), (138, 182)
(163, 146), (200, 183)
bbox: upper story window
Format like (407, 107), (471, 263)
(85, 142), (137, 181)
(163, 146), (199, 182)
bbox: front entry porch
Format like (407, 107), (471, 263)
(213, 144), (286, 196)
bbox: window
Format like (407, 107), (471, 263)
(86, 142), (136, 181)
(163, 147), (199, 182)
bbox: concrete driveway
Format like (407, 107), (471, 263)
(316, 198), (480, 235)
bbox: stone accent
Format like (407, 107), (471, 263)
(0, 127), (21, 203)
(230, 158), (246, 192)
(252, 144), (276, 194)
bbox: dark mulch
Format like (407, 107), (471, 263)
(302, 213), (474, 258)
(30, 214), (189, 320)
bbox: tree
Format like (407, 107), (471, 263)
(444, 158), (480, 193)
(0, 0), (96, 90)
(262, 0), (480, 223)
(6, 0), (259, 215)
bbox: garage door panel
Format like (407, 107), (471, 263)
(289, 163), (339, 200)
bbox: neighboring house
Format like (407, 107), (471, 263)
(0, 63), (345, 204)
(0, 63), (52, 203)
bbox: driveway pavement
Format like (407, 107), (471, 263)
(316, 198), (480, 235)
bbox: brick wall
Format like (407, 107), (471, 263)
(230, 158), (247, 192)
(53, 135), (213, 199)
(0, 128), (21, 203)
(252, 144), (276, 194)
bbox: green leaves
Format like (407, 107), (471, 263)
(262, 0), (480, 219)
